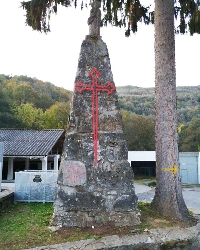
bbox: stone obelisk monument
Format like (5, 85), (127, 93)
(51, 1), (139, 227)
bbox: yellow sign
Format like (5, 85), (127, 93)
(163, 164), (178, 175)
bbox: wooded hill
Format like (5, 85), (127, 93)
(117, 85), (200, 123)
(0, 74), (72, 129)
(0, 74), (199, 151)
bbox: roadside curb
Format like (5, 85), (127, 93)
(25, 223), (200, 250)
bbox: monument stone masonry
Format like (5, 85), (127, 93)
(51, 1), (139, 227)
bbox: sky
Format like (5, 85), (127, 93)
(0, 1), (199, 91)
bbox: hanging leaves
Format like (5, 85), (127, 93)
(21, 0), (200, 35)
(174, 0), (200, 35)
(21, 0), (71, 32)
(101, 0), (151, 36)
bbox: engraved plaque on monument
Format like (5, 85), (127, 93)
(51, 1), (139, 227)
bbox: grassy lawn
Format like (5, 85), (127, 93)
(0, 202), (195, 250)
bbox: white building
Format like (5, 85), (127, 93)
(0, 129), (65, 181)
(128, 151), (200, 185)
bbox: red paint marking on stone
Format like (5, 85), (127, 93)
(65, 165), (86, 184)
(75, 68), (116, 167)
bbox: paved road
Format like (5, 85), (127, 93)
(135, 183), (200, 214)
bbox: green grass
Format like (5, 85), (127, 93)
(0, 202), (193, 250)
(0, 203), (54, 250)
(0, 203), (104, 250)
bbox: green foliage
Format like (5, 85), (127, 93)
(117, 85), (200, 124)
(0, 91), (10, 113)
(14, 103), (44, 129)
(43, 102), (70, 129)
(121, 109), (155, 150)
(118, 85), (199, 152)
(0, 84), (24, 128)
(21, 0), (151, 35)
(174, 0), (200, 35)
(0, 74), (72, 129)
(0, 113), (24, 128)
(9, 75), (71, 109)
(21, 0), (71, 33)
(101, 0), (151, 36)
(20, 0), (200, 36)
(179, 117), (200, 151)
(12, 83), (38, 106)
(1, 75), (199, 151)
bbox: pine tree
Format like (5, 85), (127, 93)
(151, 0), (191, 221)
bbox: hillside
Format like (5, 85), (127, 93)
(0, 74), (72, 129)
(0, 75), (199, 151)
(0, 74), (72, 108)
(0, 74), (199, 129)
(117, 85), (200, 123)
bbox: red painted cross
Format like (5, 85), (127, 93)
(75, 68), (116, 167)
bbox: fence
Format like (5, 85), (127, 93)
(14, 170), (58, 202)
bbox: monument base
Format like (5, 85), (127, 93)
(51, 191), (140, 227)
(52, 206), (140, 228)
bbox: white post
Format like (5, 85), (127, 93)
(198, 152), (200, 184)
(41, 156), (47, 171)
(54, 155), (60, 170)
(7, 157), (14, 181)
(25, 158), (29, 170)
(0, 142), (3, 191)
(0, 162), (2, 191)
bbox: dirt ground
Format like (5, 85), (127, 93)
(52, 205), (198, 240)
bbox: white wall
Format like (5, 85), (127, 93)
(198, 152), (200, 184)
(128, 151), (200, 184)
(0, 162), (2, 191)
(128, 151), (156, 164)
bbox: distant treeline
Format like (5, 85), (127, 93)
(0, 74), (72, 129)
(0, 75), (199, 151)
(117, 85), (200, 123)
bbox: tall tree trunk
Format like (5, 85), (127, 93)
(151, 0), (191, 221)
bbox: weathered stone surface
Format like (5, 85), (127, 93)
(113, 194), (138, 212)
(88, 1), (101, 36)
(51, 19), (138, 227)
(58, 161), (86, 187)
